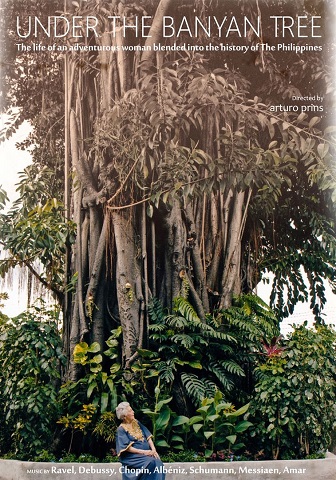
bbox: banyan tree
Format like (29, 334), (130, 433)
(1, 0), (335, 383)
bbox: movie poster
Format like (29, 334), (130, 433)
(0, 0), (335, 478)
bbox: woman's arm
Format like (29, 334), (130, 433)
(126, 445), (156, 457)
(147, 438), (160, 459)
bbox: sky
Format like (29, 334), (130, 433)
(0, 118), (33, 316)
(1, 119), (32, 203)
(0, 117), (335, 332)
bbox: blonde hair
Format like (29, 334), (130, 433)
(116, 401), (130, 420)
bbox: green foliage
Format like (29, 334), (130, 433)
(0, 305), (65, 457)
(248, 323), (336, 459)
(0, 292), (9, 325)
(0, 167), (76, 302)
(141, 384), (251, 458)
(60, 328), (124, 418)
(254, 174), (336, 321)
(57, 404), (97, 453)
(59, 452), (100, 463)
(219, 294), (279, 340)
(160, 450), (206, 463)
(215, 294), (280, 400)
(93, 412), (118, 443)
(70, 327), (127, 412)
(102, 452), (119, 463)
(144, 295), (279, 407)
(58, 328), (126, 454)
(141, 381), (189, 451)
(0, 186), (9, 210)
(32, 450), (57, 462)
(146, 297), (245, 405)
(188, 391), (252, 458)
(31, 451), (110, 463)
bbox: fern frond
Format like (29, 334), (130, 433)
(214, 343), (234, 354)
(148, 323), (166, 332)
(150, 333), (170, 343)
(202, 329), (237, 343)
(206, 361), (235, 391)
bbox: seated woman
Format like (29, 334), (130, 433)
(115, 402), (166, 480)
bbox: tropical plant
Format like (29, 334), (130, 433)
(0, 304), (65, 456)
(144, 294), (280, 408)
(58, 327), (128, 429)
(212, 294), (281, 401)
(57, 329), (127, 455)
(93, 411), (118, 444)
(248, 323), (336, 459)
(253, 171), (336, 322)
(188, 390), (252, 458)
(141, 381), (189, 451)
(145, 296), (245, 412)
(57, 404), (97, 454)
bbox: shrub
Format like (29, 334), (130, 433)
(0, 305), (65, 457)
(248, 323), (336, 459)
(57, 330), (124, 456)
(160, 450), (206, 462)
(187, 391), (252, 458)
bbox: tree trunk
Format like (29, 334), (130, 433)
(142, 0), (174, 64)
(111, 210), (143, 368)
(220, 190), (246, 309)
(162, 201), (186, 307)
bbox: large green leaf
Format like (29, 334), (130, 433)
(156, 397), (173, 410)
(172, 415), (189, 426)
(192, 424), (203, 433)
(155, 439), (170, 447)
(207, 414), (220, 422)
(226, 434), (237, 444)
(189, 415), (203, 425)
(227, 403), (250, 417)
(155, 406), (171, 429)
(90, 354), (103, 364)
(234, 420), (253, 433)
(88, 343), (101, 353)
(87, 381), (97, 398)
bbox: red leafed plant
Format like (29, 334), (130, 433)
(261, 336), (285, 357)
